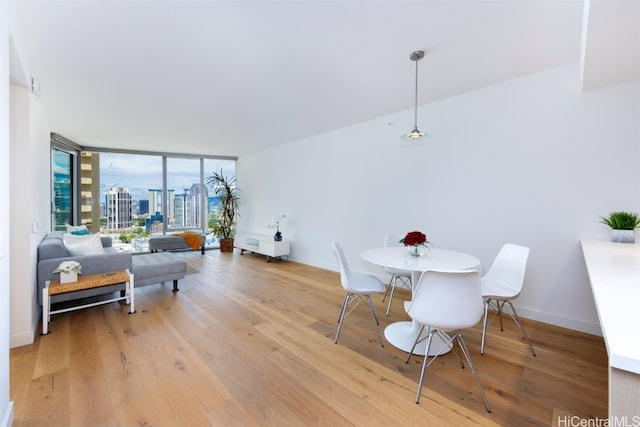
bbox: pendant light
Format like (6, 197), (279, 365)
(401, 50), (429, 143)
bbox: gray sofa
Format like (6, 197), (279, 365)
(37, 231), (132, 306)
(37, 231), (188, 306)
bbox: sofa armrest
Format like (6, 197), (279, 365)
(37, 251), (132, 306)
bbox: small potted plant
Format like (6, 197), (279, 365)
(206, 169), (240, 252)
(268, 214), (286, 241)
(600, 211), (640, 243)
(53, 260), (82, 284)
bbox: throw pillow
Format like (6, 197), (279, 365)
(63, 233), (104, 256)
(70, 229), (91, 235)
(66, 224), (89, 233)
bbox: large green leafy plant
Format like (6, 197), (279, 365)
(206, 170), (240, 239)
(600, 211), (640, 230)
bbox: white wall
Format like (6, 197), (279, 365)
(0, 4), (15, 426)
(238, 63), (640, 335)
(9, 83), (49, 348)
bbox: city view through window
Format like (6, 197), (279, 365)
(53, 149), (236, 252)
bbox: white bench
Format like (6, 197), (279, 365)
(234, 234), (290, 262)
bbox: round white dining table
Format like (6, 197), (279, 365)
(361, 246), (481, 356)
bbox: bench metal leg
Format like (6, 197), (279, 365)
(127, 270), (135, 314)
(173, 279), (179, 292)
(42, 284), (50, 335)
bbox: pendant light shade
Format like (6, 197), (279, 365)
(401, 50), (429, 143)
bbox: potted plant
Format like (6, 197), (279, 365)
(399, 230), (431, 257)
(53, 260), (82, 284)
(268, 214), (286, 241)
(600, 211), (640, 243)
(206, 169), (240, 252)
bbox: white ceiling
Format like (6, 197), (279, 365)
(11, 1), (640, 157)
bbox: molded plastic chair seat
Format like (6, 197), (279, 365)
(480, 243), (536, 356)
(482, 280), (517, 299)
(405, 269), (491, 412)
(331, 242), (386, 346)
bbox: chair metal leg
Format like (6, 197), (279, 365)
(481, 299), (490, 354)
(337, 293), (350, 322)
(385, 280), (397, 316)
(382, 275), (396, 302)
(437, 330), (465, 369)
(481, 298), (536, 357)
(457, 333), (492, 413)
(406, 325), (426, 363)
(385, 275), (411, 316)
(415, 329), (435, 404)
(335, 293), (351, 344)
(497, 300), (505, 331)
(506, 301), (537, 357)
(336, 292), (384, 347)
(365, 295), (384, 347)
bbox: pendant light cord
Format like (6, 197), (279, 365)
(413, 57), (419, 128)
(401, 50), (427, 142)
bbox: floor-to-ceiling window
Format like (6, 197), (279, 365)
(51, 147), (76, 231)
(91, 150), (235, 252)
(51, 134), (237, 252)
(99, 152), (162, 251)
(166, 157), (203, 231)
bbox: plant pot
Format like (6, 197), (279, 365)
(611, 229), (635, 243)
(60, 271), (78, 284)
(219, 238), (235, 253)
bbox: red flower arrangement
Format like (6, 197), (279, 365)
(399, 231), (429, 247)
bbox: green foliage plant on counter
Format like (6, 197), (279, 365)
(600, 211), (640, 230)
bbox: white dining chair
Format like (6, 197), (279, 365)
(405, 269), (491, 412)
(331, 242), (386, 346)
(381, 233), (412, 316)
(480, 243), (536, 356)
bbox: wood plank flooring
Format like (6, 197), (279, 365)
(11, 249), (608, 426)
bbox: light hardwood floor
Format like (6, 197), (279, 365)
(11, 249), (608, 426)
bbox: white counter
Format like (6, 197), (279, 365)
(581, 239), (640, 418)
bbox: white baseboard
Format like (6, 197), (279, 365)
(514, 306), (603, 336)
(10, 326), (35, 349)
(1, 401), (14, 427)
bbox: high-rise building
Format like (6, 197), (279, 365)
(148, 188), (175, 228)
(138, 199), (149, 216)
(174, 193), (186, 228)
(79, 152), (101, 233)
(107, 187), (132, 230)
(148, 189), (162, 217)
(189, 183), (208, 228)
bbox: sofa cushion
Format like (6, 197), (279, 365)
(63, 233), (105, 256)
(132, 252), (186, 288)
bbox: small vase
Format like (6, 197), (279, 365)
(274, 231), (282, 241)
(60, 271), (78, 284)
(407, 245), (424, 257)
